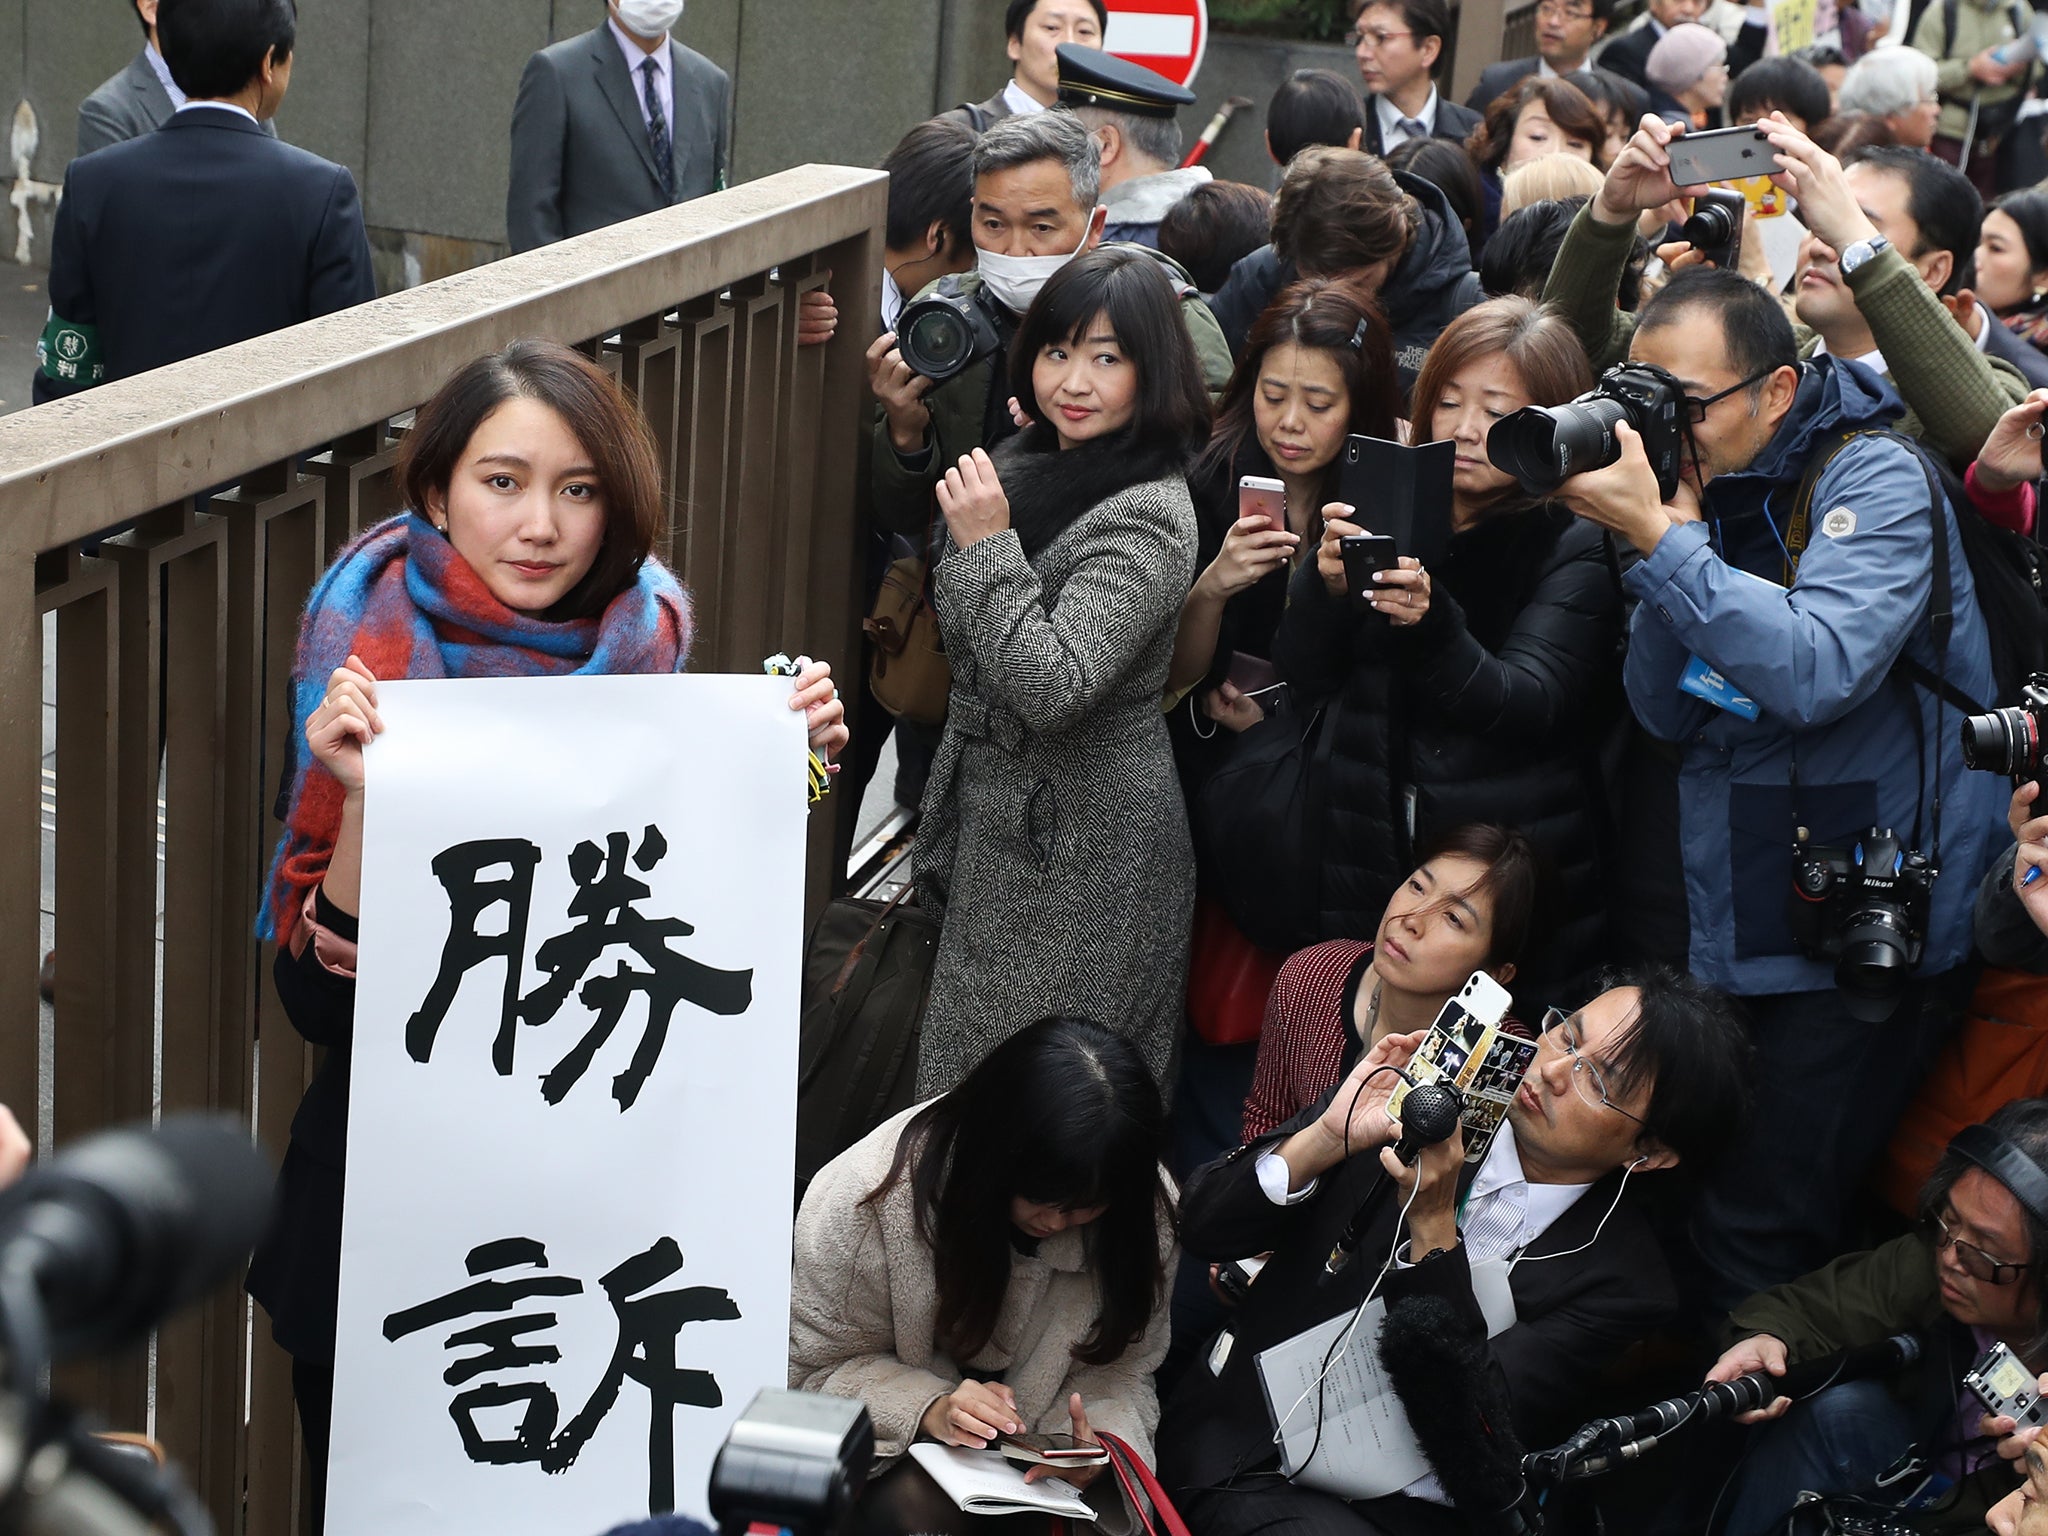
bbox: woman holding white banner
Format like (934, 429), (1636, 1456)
(791, 1016), (1177, 1536)
(246, 338), (847, 1525)
(913, 246), (1210, 1100)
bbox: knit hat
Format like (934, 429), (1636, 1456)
(1647, 23), (1728, 94)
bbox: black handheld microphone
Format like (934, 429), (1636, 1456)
(1323, 1080), (1465, 1279)
(1381, 1294), (1540, 1534)
(0, 1112), (275, 1365)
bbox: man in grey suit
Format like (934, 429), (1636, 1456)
(78, 0), (272, 154)
(506, 0), (730, 254)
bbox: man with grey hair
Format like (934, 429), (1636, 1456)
(1837, 47), (1942, 150)
(865, 107), (1231, 541)
(1056, 44), (1211, 248)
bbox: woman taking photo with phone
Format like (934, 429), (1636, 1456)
(911, 245), (1212, 1097)
(1166, 278), (1401, 745)
(791, 1017), (1176, 1536)
(246, 339), (847, 1521)
(1272, 297), (1622, 998)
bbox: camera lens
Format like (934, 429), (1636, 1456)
(1487, 396), (1633, 496)
(901, 305), (970, 382)
(1961, 705), (2035, 779)
(1681, 202), (1736, 250)
(1834, 907), (1914, 1022)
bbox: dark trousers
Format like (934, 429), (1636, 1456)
(293, 1357), (333, 1535)
(1180, 1481), (1468, 1536)
(1691, 973), (1960, 1317)
(1720, 1380), (1931, 1536)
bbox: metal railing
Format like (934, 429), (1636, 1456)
(0, 162), (885, 1535)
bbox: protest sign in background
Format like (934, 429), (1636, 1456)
(326, 673), (807, 1536)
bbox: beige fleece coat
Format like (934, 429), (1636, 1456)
(788, 1105), (1177, 1469)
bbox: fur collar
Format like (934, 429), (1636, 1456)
(992, 425), (1186, 557)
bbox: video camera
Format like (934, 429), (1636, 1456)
(1962, 672), (2048, 783)
(895, 279), (1006, 383)
(1486, 363), (1688, 502)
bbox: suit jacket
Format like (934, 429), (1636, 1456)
(940, 87), (1017, 131)
(35, 108), (375, 403)
(1363, 93), (1483, 157)
(1466, 56), (1542, 113)
(76, 50), (277, 157)
(1595, 23), (1659, 90)
(506, 24), (731, 253)
(1153, 1092), (1678, 1501)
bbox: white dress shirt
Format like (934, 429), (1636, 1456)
(145, 42), (188, 110)
(1003, 79), (1046, 117)
(609, 17), (674, 135)
(1375, 86), (1442, 150)
(175, 100), (258, 126)
(881, 269), (906, 334)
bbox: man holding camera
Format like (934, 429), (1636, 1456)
(864, 110), (1230, 543)
(1543, 114), (2032, 466)
(1155, 970), (1752, 1536)
(1550, 137), (2007, 1313)
(1701, 1103), (2048, 1534)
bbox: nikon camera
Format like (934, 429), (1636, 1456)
(1487, 362), (1687, 501)
(1961, 673), (2048, 784)
(1788, 828), (1936, 1022)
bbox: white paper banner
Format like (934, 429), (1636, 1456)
(326, 673), (807, 1536)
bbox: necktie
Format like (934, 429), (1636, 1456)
(1397, 117), (1429, 140)
(642, 57), (675, 203)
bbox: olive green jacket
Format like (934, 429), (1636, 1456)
(1539, 203), (2030, 467)
(1727, 1231), (2020, 1534)
(871, 255), (1234, 541)
(1910, 0), (2033, 147)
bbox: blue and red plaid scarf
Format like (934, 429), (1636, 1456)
(256, 511), (692, 945)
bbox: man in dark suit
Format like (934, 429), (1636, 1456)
(1595, 0), (1706, 90)
(35, 0), (375, 404)
(506, 0), (731, 254)
(943, 0), (1108, 131)
(77, 0), (275, 155)
(1157, 970), (1754, 1536)
(1351, 0), (1483, 158)
(1464, 0), (1616, 112)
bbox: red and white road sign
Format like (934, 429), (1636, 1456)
(1105, 0), (1209, 89)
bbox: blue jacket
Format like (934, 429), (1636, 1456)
(1624, 355), (2006, 995)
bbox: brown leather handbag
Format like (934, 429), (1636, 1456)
(865, 548), (950, 727)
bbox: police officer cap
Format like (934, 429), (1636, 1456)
(1055, 44), (1195, 119)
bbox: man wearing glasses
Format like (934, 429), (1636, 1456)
(1464, 0), (1616, 114)
(1704, 1102), (2048, 1533)
(1552, 140), (2008, 1323)
(1349, 0), (1483, 158)
(1155, 970), (1753, 1536)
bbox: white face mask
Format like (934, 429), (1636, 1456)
(977, 217), (1095, 314)
(615, 0), (685, 39)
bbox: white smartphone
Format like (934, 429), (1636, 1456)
(1238, 474), (1286, 527)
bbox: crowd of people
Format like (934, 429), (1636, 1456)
(39, 0), (2048, 1533)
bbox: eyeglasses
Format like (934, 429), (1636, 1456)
(1538, 1007), (1644, 1123)
(1535, 1), (1597, 19)
(1345, 26), (1415, 47)
(1682, 367), (1773, 424)
(1930, 1209), (2030, 1285)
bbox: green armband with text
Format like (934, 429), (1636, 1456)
(37, 314), (103, 386)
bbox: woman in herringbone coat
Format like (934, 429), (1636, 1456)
(912, 247), (1211, 1097)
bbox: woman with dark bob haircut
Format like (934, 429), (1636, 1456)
(1465, 76), (1607, 244)
(246, 338), (848, 1512)
(910, 246), (1209, 1098)
(792, 1017), (1176, 1531)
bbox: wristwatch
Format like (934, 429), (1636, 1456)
(1839, 235), (1892, 278)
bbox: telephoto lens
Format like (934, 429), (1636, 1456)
(1487, 394), (1637, 497)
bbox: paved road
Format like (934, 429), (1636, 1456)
(0, 268), (48, 417)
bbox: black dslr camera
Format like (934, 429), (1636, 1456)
(1961, 672), (2048, 783)
(1486, 362), (1687, 501)
(895, 278), (1006, 383)
(1788, 828), (1936, 1021)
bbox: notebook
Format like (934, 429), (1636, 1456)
(908, 1444), (1099, 1520)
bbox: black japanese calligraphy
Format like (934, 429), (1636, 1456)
(384, 1235), (742, 1512)
(403, 826), (754, 1109)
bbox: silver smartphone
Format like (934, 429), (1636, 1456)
(1666, 126), (1774, 187)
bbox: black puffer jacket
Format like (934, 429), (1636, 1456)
(1269, 503), (1625, 994)
(1208, 172), (1483, 397)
